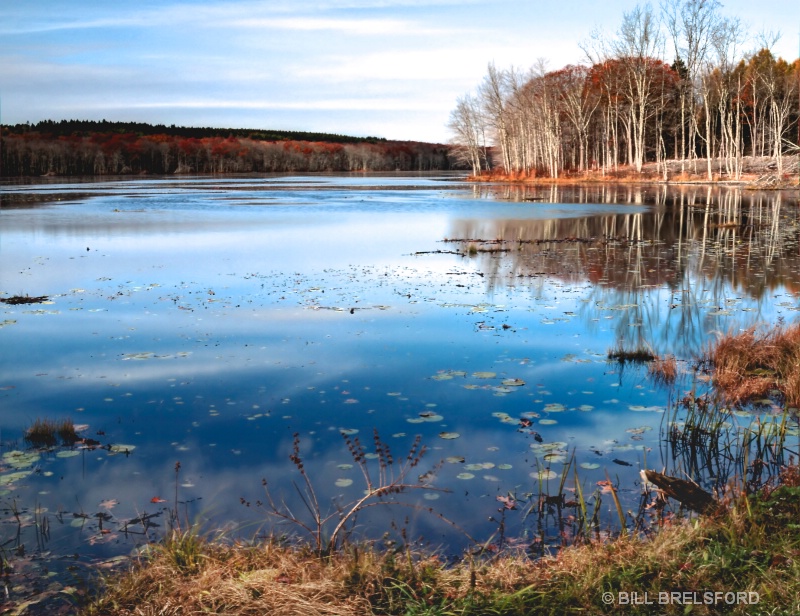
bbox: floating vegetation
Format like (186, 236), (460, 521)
(431, 370), (466, 381)
(472, 371), (496, 379)
(2, 450), (41, 470)
(438, 432), (460, 440)
(56, 450), (82, 458)
(418, 411), (444, 422)
(463, 462), (495, 471)
(629, 405), (664, 412)
(0, 294), (49, 305)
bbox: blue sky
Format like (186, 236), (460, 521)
(1, 0), (798, 143)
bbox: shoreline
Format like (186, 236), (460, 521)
(465, 154), (800, 190)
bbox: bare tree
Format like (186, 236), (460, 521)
(448, 94), (490, 176)
(610, 3), (666, 172)
(661, 0), (722, 172)
(479, 63), (514, 172)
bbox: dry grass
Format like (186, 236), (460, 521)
(82, 479), (800, 616)
(607, 343), (656, 363)
(649, 354), (678, 384)
(84, 533), (374, 616)
(24, 417), (79, 448)
(707, 323), (800, 407)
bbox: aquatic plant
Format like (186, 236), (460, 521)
(24, 418), (78, 448)
(244, 430), (457, 555)
(607, 343), (655, 363)
(664, 391), (793, 501)
(0, 294), (49, 305)
(649, 354), (677, 384)
(706, 322), (800, 407)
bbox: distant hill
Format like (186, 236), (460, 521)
(6, 119), (388, 145)
(1, 120), (463, 176)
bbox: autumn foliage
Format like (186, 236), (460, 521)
(0, 120), (460, 176)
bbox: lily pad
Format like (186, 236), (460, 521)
(3, 451), (41, 469)
(439, 432), (460, 440)
(334, 478), (353, 488)
(0, 470), (33, 486)
(472, 372), (496, 379)
(56, 450), (81, 458)
(464, 462), (495, 471)
(501, 378), (525, 387)
(456, 472), (475, 480)
(579, 462), (601, 470)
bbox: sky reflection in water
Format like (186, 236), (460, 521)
(1, 176), (800, 569)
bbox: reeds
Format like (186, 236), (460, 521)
(707, 322), (800, 407)
(648, 354), (677, 384)
(24, 417), (78, 448)
(607, 343), (655, 363)
(248, 430), (457, 556)
(664, 392), (792, 499)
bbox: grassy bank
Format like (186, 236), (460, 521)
(81, 466), (800, 616)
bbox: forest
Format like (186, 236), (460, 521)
(0, 120), (457, 176)
(449, 0), (800, 180)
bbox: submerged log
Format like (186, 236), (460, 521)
(642, 470), (717, 514)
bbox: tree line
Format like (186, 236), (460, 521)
(449, 0), (800, 180)
(0, 121), (459, 176)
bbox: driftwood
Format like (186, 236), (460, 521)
(642, 470), (717, 514)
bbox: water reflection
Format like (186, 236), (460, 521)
(450, 184), (800, 355)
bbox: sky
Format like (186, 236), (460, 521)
(1, 0), (798, 143)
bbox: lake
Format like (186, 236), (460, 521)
(1, 175), (799, 605)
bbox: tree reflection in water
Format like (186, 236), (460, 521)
(450, 184), (800, 357)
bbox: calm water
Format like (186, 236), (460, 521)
(1, 175), (800, 601)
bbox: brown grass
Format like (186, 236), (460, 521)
(649, 354), (678, 384)
(82, 472), (800, 616)
(607, 343), (655, 363)
(707, 323), (800, 407)
(84, 533), (374, 615)
(24, 417), (79, 448)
